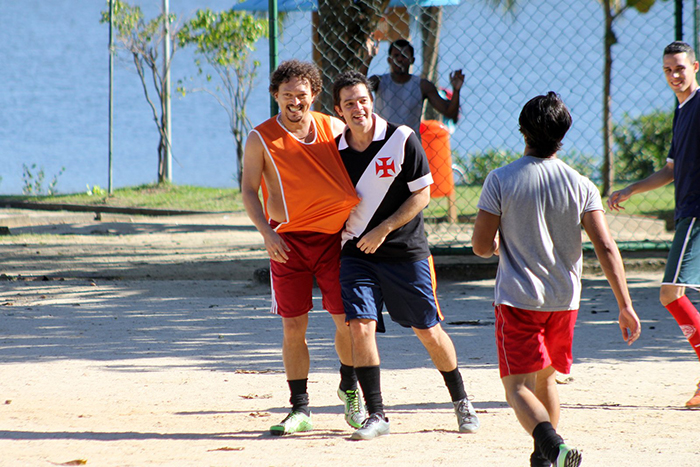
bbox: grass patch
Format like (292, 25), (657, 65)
(0, 183), (244, 212)
(425, 183), (675, 223)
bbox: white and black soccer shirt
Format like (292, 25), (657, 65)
(337, 114), (433, 262)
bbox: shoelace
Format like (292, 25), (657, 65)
(346, 390), (362, 412)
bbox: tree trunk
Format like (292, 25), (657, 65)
(602, 0), (616, 195)
(420, 6), (443, 122)
(316, 0), (391, 114)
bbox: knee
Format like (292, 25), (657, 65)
(413, 324), (443, 345)
(660, 286), (683, 307)
(349, 319), (375, 340)
(282, 317), (308, 340)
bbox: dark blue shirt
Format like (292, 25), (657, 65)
(669, 89), (700, 220)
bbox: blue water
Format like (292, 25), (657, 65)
(0, 0), (692, 195)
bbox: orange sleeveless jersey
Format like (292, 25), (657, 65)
(252, 111), (359, 234)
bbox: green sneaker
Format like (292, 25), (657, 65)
(556, 444), (582, 467)
(337, 387), (366, 428)
(270, 411), (313, 436)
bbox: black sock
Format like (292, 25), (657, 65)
(532, 421), (564, 464)
(288, 379), (310, 416)
(355, 366), (384, 416)
(530, 440), (552, 467)
(440, 367), (467, 402)
(339, 363), (358, 392)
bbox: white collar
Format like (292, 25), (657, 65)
(338, 113), (388, 150)
(679, 87), (699, 109)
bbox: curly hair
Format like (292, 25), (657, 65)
(269, 59), (323, 96)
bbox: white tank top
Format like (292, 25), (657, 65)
(374, 74), (423, 139)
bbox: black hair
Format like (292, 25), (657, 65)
(663, 41), (697, 63)
(518, 92), (572, 158)
(332, 70), (373, 108)
(388, 38), (414, 58)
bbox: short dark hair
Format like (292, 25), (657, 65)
(518, 92), (572, 158)
(269, 59), (322, 96)
(388, 39), (414, 58)
(663, 41), (697, 63)
(332, 70), (373, 108)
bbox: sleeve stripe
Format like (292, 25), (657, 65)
(408, 173), (434, 192)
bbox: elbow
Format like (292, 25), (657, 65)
(471, 242), (492, 258)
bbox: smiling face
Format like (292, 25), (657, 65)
(663, 52), (699, 102)
(274, 76), (316, 125)
(335, 83), (374, 136)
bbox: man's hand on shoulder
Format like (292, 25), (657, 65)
(330, 116), (346, 138)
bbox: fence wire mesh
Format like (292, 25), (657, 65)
(238, 0), (698, 250)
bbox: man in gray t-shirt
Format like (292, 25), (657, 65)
(477, 155), (602, 311)
(471, 92), (640, 467)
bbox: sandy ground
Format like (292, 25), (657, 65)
(0, 210), (699, 466)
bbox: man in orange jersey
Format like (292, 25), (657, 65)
(241, 60), (363, 436)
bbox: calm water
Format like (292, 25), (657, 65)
(0, 0), (688, 195)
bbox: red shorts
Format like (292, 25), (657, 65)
(269, 230), (343, 318)
(495, 304), (578, 378)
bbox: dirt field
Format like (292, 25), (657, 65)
(0, 210), (698, 466)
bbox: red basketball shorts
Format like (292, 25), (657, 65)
(269, 230), (343, 318)
(495, 304), (578, 378)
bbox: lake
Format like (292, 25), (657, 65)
(0, 0), (690, 195)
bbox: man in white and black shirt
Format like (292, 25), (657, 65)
(332, 70), (480, 441)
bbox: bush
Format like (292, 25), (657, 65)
(613, 109), (673, 181)
(559, 149), (600, 183)
(464, 149), (520, 185)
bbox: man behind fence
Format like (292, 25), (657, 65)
(472, 92), (641, 467)
(608, 41), (700, 408)
(331, 70), (480, 441)
(241, 59), (364, 436)
(368, 38), (464, 140)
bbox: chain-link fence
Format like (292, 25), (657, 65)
(234, 0), (698, 250)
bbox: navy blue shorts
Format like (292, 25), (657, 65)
(340, 256), (443, 332)
(663, 217), (700, 288)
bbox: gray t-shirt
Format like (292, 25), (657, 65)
(477, 156), (604, 311)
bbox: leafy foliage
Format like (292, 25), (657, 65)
(613, 109), (673, 181)
(463, 149), (519, 185)
(22, 164), (65, 195)
(100, 0), (181, 183)
(178, 9), (267, 188)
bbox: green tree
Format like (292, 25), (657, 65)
(613, 109), (673, 181)
(179, 9), (268, 189)
(600, 0), (669, 195)
(101, 0), (181, 184)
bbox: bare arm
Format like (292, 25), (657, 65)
(240, 132), (290, 262)
(471, 209), (501, 258)
(368, 75), (380, 93)
(357, 186), (430, 254)
(608, 161), (674, 211)
(582, 210), (641, 345)
(422, 69), (464, 122)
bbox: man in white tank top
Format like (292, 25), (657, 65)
(368, 39), (464, 139)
